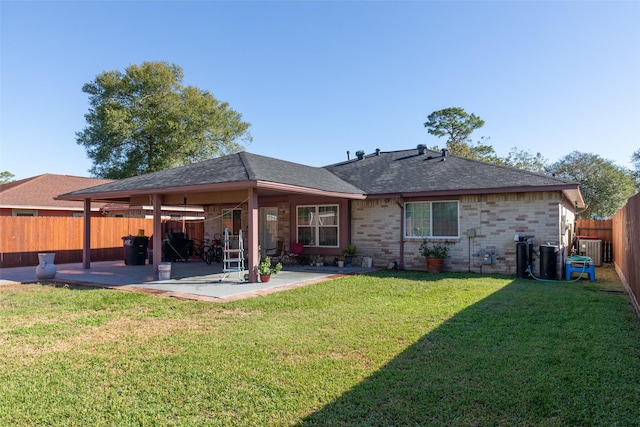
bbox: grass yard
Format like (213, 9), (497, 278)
(1, 268), (639, 426)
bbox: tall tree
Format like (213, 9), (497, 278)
(424, 107), (500, 162)
(424, 107), (484, 146)
(0, 171), (15, 184)
(631, 149), (640, 188)
(547, 151), (636, 218)
(503, 147), (548, 173)
(76, 61), (252, 179)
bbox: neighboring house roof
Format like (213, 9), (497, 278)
(0, 174), (114, 211)
(58, 148), (585, 208)
(324, 148), (584, 206)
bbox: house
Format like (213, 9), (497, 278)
(58, 147), (585, 282)
(0, 174), (114, 217)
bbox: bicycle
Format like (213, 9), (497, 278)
(192, 236), (223, 264)
(208, 234), (224, 263)
(192, 238), (214, 264)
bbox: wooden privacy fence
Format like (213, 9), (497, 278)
(612, 193), (640, 315)
(0, 217), (204, 268)
(575, 219), (613, 242)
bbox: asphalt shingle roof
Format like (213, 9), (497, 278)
(59, 148), (581, 203)
(0, 174), (113, 209)
(63, 152), (363, 197)
(323, 148), (578, 194)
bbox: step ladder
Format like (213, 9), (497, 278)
(221, 229), (246, 281)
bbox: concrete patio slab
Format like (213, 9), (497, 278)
(0, 260), (376, 302)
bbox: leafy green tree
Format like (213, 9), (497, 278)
(631, 149), (640, 188)
(424, 107), (484, 146)
(0, 171), (15, 184)
(503, 147), (548, 173)
(76, 61), (252, 179)
(424, 107), (501, 162)
(547, 151), (636, 218)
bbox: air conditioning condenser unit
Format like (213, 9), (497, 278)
(578, 239), (602, 266)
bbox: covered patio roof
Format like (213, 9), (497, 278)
(56, 152), (366, 283)
(57, 151), (366, 204)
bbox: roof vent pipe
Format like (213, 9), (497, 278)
(441, 148), (448, 157)
(356, 150), (365, 160)
(417, 144), (426, 155)
(347, 150), (350, 160)
(375, 148), (381, 156)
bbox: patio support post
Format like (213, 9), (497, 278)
(82, 198), (91, 269)
(247, 187), (258, 283)
(152, 194), (162, 274)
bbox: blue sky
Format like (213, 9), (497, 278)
(1, 1), (638, 181)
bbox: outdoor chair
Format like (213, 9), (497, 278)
(265, 240), (286, 265)
(285, 242), (304, 265)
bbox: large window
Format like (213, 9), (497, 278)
(405, 201), (459, 238)
(297, 205), (338, 247)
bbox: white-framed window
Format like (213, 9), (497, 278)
(222, 209), (242, 236)
(297, 205), (338, 247)
(405, 201), (459, 238)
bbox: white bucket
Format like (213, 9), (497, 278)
(158, 263), (171, 280)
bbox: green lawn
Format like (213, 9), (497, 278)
(1, 268), (639, 426)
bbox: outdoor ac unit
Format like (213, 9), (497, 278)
(578, 239), (602, 266)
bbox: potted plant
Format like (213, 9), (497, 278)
(343, 244), (357, 266)
(258, 257), (282, 282)
(419, 241), (449, 273)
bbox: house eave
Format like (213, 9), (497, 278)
(56, 181), (255, 202)
(57, 180), (366, 203)
(102, 205), (205, 213)
(0, 204), (103, 212)
(364, 184), (586, 209)
(255, 181), (366, 199)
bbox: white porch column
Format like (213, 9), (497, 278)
(152, 194), (163, 274)
(247, 187), (259, 283)
(82, 198), (91, 269)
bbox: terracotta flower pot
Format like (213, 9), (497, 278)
(260, 274), (271, 283)
(426, 258), (444, 273)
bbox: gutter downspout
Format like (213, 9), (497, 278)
(348, 199), (352, 250)
(152, 194), (162, 275)
(396, 198), (404, 269)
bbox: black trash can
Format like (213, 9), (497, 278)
(122, 236), (149, 265)
(539, 245), (558, 280)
